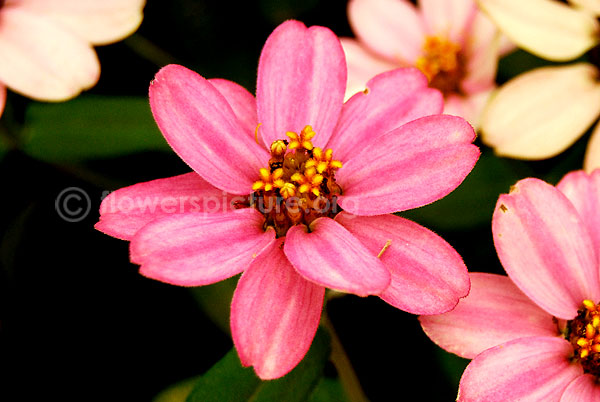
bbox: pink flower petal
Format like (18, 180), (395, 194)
(337, 115), (479, 215)
(284, 217), (390, 296)
(340, 37), (399, 101)
(560, 374), (600, 402)
(130, 208), (276, 286)
(16, 0), (145, 45)
(231, 239), (324, 380)
(95, 173), (242, 241)
(149, 64), (269, 195)
(420, 0), (477, 44)
(256, 20), (345, 149)
(335, 212), (469, 314)
(0, 7), (99, 101)
(208, 78), (260, 147)
(327, 67), (443, 162)
(558, 170), (600, 253)
(461, 12), (501, 95)
(458, 337), (583, 402)
(419, 273), (558, 359)
(0, 84), (5, 117)
(444, 90), (493, 129)
(493, 178), (600, 320)
(347, 0), (425, 63)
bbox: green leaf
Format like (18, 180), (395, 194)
(434, 346), (469, 391)
(186, 328), (331, 402)
(153, 376), (201, 402)
(22, 96), (170, 162)
(308, 377), (350, 402)
(251, 328), (331, 402)
(401, 150), (522, 230)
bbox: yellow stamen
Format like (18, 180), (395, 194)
(280, 182), (296, 199)
(270, 140), (287, 157)
(377, 240), (392, 258)
(254, 123), (262, 145)
(415, 36), (461, 82)
(581, 349), (590, 359)
(286, 125), (316, 151)
(583, 299), (595, 311)
(578, 338), (590, 348)
(587, 324), (596, 338)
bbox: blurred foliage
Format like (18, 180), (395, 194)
(185, 328), (331, 402)
(22, 96), (169, 162)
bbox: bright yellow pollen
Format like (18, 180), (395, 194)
(250, 125), (344, 238)
(270, 139), (287, 157)
(305, 146), (343, 173)
(415, 36), (461, 82)
(252, 168), (285, 192)
(292, 167), (324, 197)
(279, 182), (296, 199)
(584, 299), (596, 311)
(568, 299), (600, 375)
(287, 125), (316, 151)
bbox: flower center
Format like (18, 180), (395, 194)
(567, 299), (600, 375)
(415, 36), (465, 96)
(249, 125), (343, 238)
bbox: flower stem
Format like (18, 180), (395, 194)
(322, 312), (370, 402)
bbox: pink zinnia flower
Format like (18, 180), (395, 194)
(0, 0), (145, 117)
(421, 170), (600, 401)
(96, 20), (479, 379)
(342, 0), (511, 126)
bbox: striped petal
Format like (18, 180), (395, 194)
(231, 240), (324, 380)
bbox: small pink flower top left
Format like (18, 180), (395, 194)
(0, 0), (146, 117)
(96, 20), (480, 380)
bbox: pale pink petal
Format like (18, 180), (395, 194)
(493, 178), (600, 320)
(231, 240), (324, 380)
(584, 123), (600, 174)
(478, 0), (599, 61)
(256, 20), (345, 149)
(335, 212), (469, 314)
(458, 337), (583, 402)
(419, 273), (558, 359)
(340, 38), (399, 101)
(444, 90), (493, 129)
(208, 78), (260, 146)
(328, 67), (443, 162)
(557, 170), (600, 253)
(560, 374), (600, 402)
(337, 115), (479, 215)
(420, 0), (477, 44)
(95, 173), (242, 241)
(129, 209), (276, 286)
(149, 64), (269, 195)
(15, 0), (145, 45)
(0, 84), (5, 117)
(0, 7), (99, 101)
(461, 12), (501, 95)
(481, 64), (600, 159)
(284, 217), (390, 296)
(348, 0), (426, 63)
